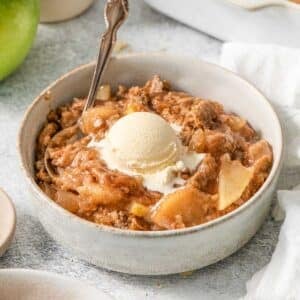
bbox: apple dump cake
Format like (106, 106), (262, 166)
(35, 76), (273, 230)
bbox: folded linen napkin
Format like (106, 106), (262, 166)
(221, 43), (300, 109)
(220, 43), (300, 168)
(220, 43), (300, 300)
(244, 186), (300, 300)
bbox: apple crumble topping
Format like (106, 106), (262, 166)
(35, 76), (273, 230)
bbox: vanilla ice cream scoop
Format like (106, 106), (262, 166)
(106, 112), (180, 173)
(89, 112), (205, 194)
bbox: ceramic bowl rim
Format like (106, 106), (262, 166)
(0, 188), (16, 254)
(0, 268), (106, 298)
(0, 268), (89, 282)
(223, 0), (300, 10)
(18, 52), (284, 238)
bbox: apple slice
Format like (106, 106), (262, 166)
(130, 202), (149, 218)
(77, 183), (123, 205)
(218, 157), (253, 210)
(151, 187), (212, 229)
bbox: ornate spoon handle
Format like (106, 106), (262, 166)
(84, 0), (129, 112)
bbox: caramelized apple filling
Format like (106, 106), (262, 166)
(218, 155), (253, 211)
(35, 76), (273, 230)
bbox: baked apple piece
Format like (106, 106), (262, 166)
(151, 187), (213, 229)
(56, 190), (80, 213)
(130, 202), (149, 218)
(96, 84), (111, 101)
(81, 105), (118, 134)
(77, 183), (123, 205)
(218, 155), (253, 210)
(247, 140), (273, 164)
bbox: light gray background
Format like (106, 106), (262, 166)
(0, 1), (297, 299)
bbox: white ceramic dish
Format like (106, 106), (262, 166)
(0, 188), (16, 257)
(227, 0), (300, 10)
(0, 269), (111, 300)
(18, 53), (283, 275)
(40, 0), (95, 23)
(145, 0), (300, 47)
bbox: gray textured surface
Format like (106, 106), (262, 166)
(0, 1), (296, 299)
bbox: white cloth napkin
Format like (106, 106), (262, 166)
(244, 186), (300, 300)
(220, 43), (300, 300)
(220, 43), (300, 168)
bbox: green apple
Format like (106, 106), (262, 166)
(0, 0), (39, 80)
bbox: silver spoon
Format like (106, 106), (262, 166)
(44, 0), (129, 179)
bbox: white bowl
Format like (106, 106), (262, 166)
(0, 189), (16, 257)
(18, 53), (283, 275)
(145, 0), (300, 47)
(40, 0), (95, 23)
(0, 269), (112, 300)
